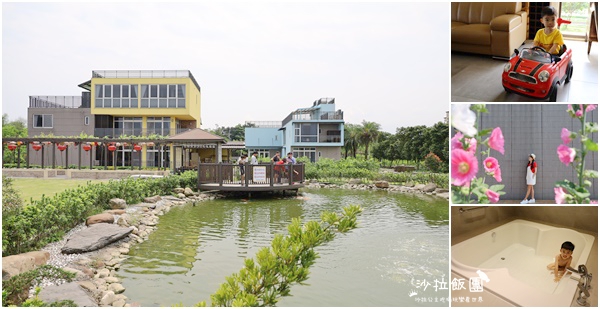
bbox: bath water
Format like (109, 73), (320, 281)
(118, 189), (449, 306)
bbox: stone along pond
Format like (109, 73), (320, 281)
(118, 189), (449, 306)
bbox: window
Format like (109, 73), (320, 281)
(114, 117), (142, 136)
(294, 123), (318, 142)
(247, 149), (271, 159)
(94, 84), (138, 108)
(84, 116), (90, 126)
(33, 114), (53, 128)
(147, 117), (171, 136)
(292, 147), (316, 162)
(140, 84), (185, 108)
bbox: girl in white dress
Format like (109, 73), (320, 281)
(521, 154), (538, 204)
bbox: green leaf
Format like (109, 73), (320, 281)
(470, 104), (488, 113)
(583, 139), (598, 152)
(585, 122), (598, 133)
(489, 184), (505, 192)
(584, 170), (598, 179)
(478, 129), (492, 137)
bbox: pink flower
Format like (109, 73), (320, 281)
(493, 167), (502, 182)
(576, 110), (583, 117)
(488, 127), (505, 155)
(451, 149), (478, 187)
(557, 144), (576, 166)
(451, 132), (477, 154)
(586, 104), (597, 112)
(486, 189), (500, 203)
(591, 200), (598, 204)
(483, 157), (499, 173)
(554, 187), (567, 204)
(561, 128), (572, 145)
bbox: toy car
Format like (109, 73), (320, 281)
(502, 45), (573, 102)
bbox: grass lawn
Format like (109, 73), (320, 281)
(11, 178), (110, 204)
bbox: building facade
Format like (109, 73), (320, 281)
(27, 70), (202, 168)
(245, 98), (344, 162)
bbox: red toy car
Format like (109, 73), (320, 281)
(502, 45), (573, 102)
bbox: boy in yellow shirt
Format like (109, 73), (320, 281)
(533, 6), (565, 55)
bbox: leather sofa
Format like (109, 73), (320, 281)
(451, 2), (528, 58)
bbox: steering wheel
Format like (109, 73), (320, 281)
(531, 46), (548, 53)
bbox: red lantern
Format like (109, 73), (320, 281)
(108, 145), (117, 152)
(133, 144), (142, 152)
(58, 144), (67, 152)
(7, 144), (17, 151)
(32, 144), (42, 151)
(83, 144), (92, 152)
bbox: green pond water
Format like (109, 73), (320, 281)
(118, 189), (449, 306)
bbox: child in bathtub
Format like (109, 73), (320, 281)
(546, 241), (574, 282)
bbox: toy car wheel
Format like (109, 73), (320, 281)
(503, 86), (512, 94)
(549, 83), (558, 102)
(565, 61), (573, 84)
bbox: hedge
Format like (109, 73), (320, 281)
(2, 171), (197, 256)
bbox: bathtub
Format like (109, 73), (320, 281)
(452, 219), (595, 307)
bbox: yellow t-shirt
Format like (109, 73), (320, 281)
(534, 28), (564, 54)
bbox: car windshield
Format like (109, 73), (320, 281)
(520, 49), (552, 63)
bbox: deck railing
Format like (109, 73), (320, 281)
(198, 162), (305, 187)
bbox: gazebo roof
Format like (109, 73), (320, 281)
(167, 128), (226, 143)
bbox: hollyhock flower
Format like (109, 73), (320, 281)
(451, 149), (478, 187)
(493, 166), (502, 182)
(483, 157), (499, 173)
(557, 144), (576, 166)
(554, 187), (567, 204)
(488, 127), (505, 155)
(452, 132), (477, 153)
(451, 104), (477, 137)
(591, 200), (598, 204)
(586, 104), (597, 112)
(486, 189), (500, 203)
(561, 128), (572, 145)
(576, 110), (583, 117)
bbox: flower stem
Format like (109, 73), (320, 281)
(578, 110), (587, 190)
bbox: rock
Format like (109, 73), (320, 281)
(113, 299), (126, 307)
(173, 187), (185, 194)
(78, 281), (97, 293)
(86, 213), (115, 226)
(177, 193), (186, 199)
(38, 282), (97, 307)
(414, 184), (426, 191)
(61, 223), (133, 254)
(63, 267), (86, 280)
(119, 247), (130, 255)
(117, 214), (131, 227)
(101, 291), (116, 306)
(437, 192), (450, 199)
(435, 188), (449, 193)
(109, 198), (127, 210)
(97, 268), (110, 278)
(105, 209), (126, 215)
(404, 181), (415, 187)
(144, 195), (162, 203)
(105, 276), (120, 283)
(374, 181), (389, 188)
(2, 251), (50, 280)
(422, 183), (437, 193)
(109, 283), (126, 294)
(348, 178), (362, 185)
(184, 187), (194, 196)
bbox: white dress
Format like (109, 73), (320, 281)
(526, 164), (536, 185)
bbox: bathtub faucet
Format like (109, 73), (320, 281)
(568, 265), (592, 306)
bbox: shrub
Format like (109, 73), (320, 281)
(2, 265), (75, 306)
(423, 152), (443, 173)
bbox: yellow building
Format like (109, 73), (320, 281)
(77, 70), (202, 168)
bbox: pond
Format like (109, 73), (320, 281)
(118, 189), (449, 306)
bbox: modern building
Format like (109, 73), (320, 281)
(27, 70), (203, 168)
(245, 98), (344, 162)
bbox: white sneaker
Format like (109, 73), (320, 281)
(528, 199), (535, 204)
(520, 199), (528, 204)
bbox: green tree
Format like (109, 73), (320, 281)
(358, 120), (381, 160)
(343, 124), (360, 158)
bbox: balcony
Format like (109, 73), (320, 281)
(29, 96), (82, 109)
(93, 128), (193, 139)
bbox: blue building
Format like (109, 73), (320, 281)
(245, 98), (344, 162)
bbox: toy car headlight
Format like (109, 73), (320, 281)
(538, 70), (550, 82)
(503, 63), (512, 72)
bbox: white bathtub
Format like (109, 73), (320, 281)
(452, 219), (595, 307)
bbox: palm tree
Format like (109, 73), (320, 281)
(358, 121), (381, 160)
(343, 124), (360, 158)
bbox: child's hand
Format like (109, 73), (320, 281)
(554, 275), (562, 282)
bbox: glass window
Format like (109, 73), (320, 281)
(141, 99), (149, 108)
(122, 99), (129, 108)
(95, 99), (102, 108)
(113, 85), (121, 98)
(131, 98), (138, 108)
(169, 85), (176, 97)
(168, 98), (176, 108)
(178, 98), (185, 108)
(95, 85), (103, 98)
(141, 85), (148, 98)
(84, 116), (89, 126)
(177, 84), (185, 97)
(122, 85), (129, 98)
(131, 85), (138, 98)
(150, 85), (158, 97)
(159, 85), (167, 98)
(104, 85), (111, 97)
(159, 99), (167, 108)
(34, 115), (43, 127)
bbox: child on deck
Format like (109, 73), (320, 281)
(547, 241), (574, 282)
(533, 6), (565, 56)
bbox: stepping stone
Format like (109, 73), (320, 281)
(38, 282), (97, 307)
(61, 223), (133, 254)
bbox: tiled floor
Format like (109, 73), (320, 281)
(451, 40), (598, 102)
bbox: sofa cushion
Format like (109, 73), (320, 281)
(452, 24), (491, 45)
(451, 21), (467, 29)
(490, 14), (523, 31)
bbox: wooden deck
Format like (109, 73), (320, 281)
(197, 162), (305, 192)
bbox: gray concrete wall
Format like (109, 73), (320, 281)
(2, 168), (169, 179)
(317, 146), (341, 161)
(476, 104), (597, 201)
(28, 108), (94, 137)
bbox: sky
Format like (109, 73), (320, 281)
(2, 1), (449, 134)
